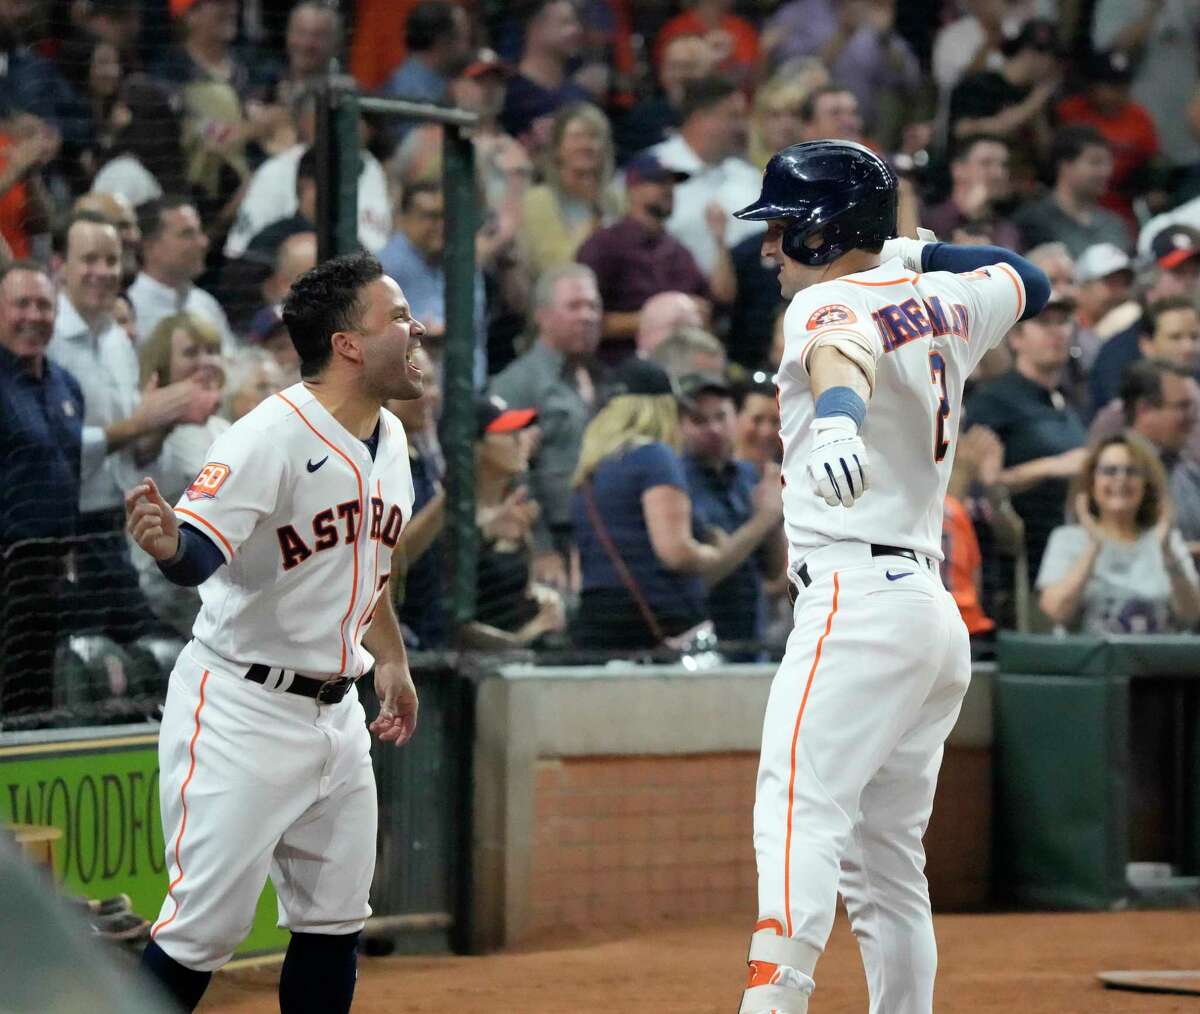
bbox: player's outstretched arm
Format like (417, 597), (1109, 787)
(364, 594), (419, 747)
(883, 236), (1051, 320)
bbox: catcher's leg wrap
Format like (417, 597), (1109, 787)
(739, 924), (820, 1014)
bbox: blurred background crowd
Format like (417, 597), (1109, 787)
(5, 0), (1200, 725)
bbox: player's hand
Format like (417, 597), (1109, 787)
(369, 661), (419, 746)
(125, 477), (180, 560)
(807, 416), (869, 507)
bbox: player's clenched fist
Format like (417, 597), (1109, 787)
(807, 417), (870, 507)
(125, 477), (181, 560)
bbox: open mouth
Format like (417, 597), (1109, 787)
(405, 339), (423, 378)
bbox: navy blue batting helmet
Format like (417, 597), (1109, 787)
(734, 140), (898, 267)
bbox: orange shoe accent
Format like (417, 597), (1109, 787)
(746, 918), (786, 989)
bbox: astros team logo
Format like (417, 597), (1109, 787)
(186, 462), (231, 501)
(806, 304), (857, 330)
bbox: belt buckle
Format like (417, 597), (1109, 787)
(316, 676), (353, 704)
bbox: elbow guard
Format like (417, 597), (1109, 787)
(803, 331), (878, 394)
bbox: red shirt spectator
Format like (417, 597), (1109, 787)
(654, 0), (759, 87)
(1056, 51), (1159, 222)
(942, 495), (995, 637)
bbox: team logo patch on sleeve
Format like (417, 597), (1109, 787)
(186, 462), (231, 501)
(806, 304), (857, 330)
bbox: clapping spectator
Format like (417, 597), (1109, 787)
(1038, 434), (1200, 634)
(654, 0), (760, 88)
(521, 103), (620, 280)
(762, 0), (919, 142)
(129, 312), (227, 634)
(1013, 126), (1132, 257)
(92, 74), (188, 208)
(461, 398), (567, 648)
(570, 358), (782, 652)
(576, 153), (710, 363)
(966, 291), (1088, 577)
(678, 373), (785, 650)
(0, 109), (59, 258)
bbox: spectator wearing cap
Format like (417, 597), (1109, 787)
(761, 0), (919, 138)
(1056, 50), (1160, 224)
(576, 154), (712, 364)
(634, 291), (704, 359)
(520, 103), (621, 280)
(966, 290), (1089, 577)
(460, 397), (568, 648)
(1090, 225), (1200, 411)
(570, 357), (783, 652)
(613, 34), (716, 163)
(923, 135), (1021, 252)
(223, 88), (391, 258)
(1090, 299), (1200, 454)
(648, 76), (764, 278)
(379, 181), (488, 387)
(735, 371), (782, 471)
(380, 2), (471, 127)
(1093, 0), (1200, 166)
(0, 261), (85, 715)
(948, 18), (1061, 172)
(1012, 126), (1132, 258)
(1074, 243), (1134, 359)
(152, 0), (260, 101)
(489, 264), (604, 589)
(654, 0), (760, 89)
(1137, 193), (1200, 260)
(128, 195), (236, 352)
(501, 0), (595, 141)
(678, 371), (785, 649)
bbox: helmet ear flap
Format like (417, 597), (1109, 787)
(781, 218), (847, 267)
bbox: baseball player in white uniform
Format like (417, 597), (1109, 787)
(125, 252), (425, 1013)
(730, 141), (1051, 1014)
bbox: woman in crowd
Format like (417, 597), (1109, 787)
(521, 102), (620, 280)
(570, 358), (782, 652)
(128, 312), (227, 634)
(747, 60), (829, 169)
(460, 397), (568, 648)
(57, 33), (125, 192)
(1038, 434), (1200, 634)
(92, 73), (188, 206)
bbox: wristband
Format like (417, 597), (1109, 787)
(815, 386), (867, 430)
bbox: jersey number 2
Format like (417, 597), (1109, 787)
(929, 352), (950, 462)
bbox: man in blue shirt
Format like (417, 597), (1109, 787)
(378, 181), (487, 386)
(678, 372), (785, 651)
(0, 261), (84, 717)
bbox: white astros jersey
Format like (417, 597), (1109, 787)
(776, 256), (1026, 561)
(173, 382), (414, 678)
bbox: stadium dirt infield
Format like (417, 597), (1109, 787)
(202, 910), (1200, 1012)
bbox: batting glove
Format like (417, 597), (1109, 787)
(808, 416), (870, 507)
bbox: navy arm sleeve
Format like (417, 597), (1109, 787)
(156, 522), (227, 587)
(920, 242), (1051, 321)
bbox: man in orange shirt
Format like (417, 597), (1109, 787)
(655, 0), (759, 88)
(1057, 50), (1160, 223)
(0, 111), (58, 259)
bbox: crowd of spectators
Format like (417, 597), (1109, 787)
(7, 0), (1200, 721)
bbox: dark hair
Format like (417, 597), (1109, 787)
(1120, 358), (1189, 425)
(296, 146), (318, 190)
(282, 251), (383, 377)
(56, 31), (121, 102)
(106, 74), (188, 196)
(1140, 295), (1197, 339)
(733, 371), (777, 411)
(0, 259), (52, 287)
(405, 1), (457, 52)
(1051, 125), (1108, 171)
(800, 83), (854, 124)
(400, 180), (442, 214)
(951, 133), (1009, 163)
(678, 75), (738, 123)
(138, 194), (197, 244)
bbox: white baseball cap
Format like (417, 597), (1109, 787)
(1075, 243), (1133, 283)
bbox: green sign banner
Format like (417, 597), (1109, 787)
(0, 730), (286, 956)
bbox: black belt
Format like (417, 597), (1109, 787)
(245, 663), (355, 704)
(789, 544), (925, 604)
